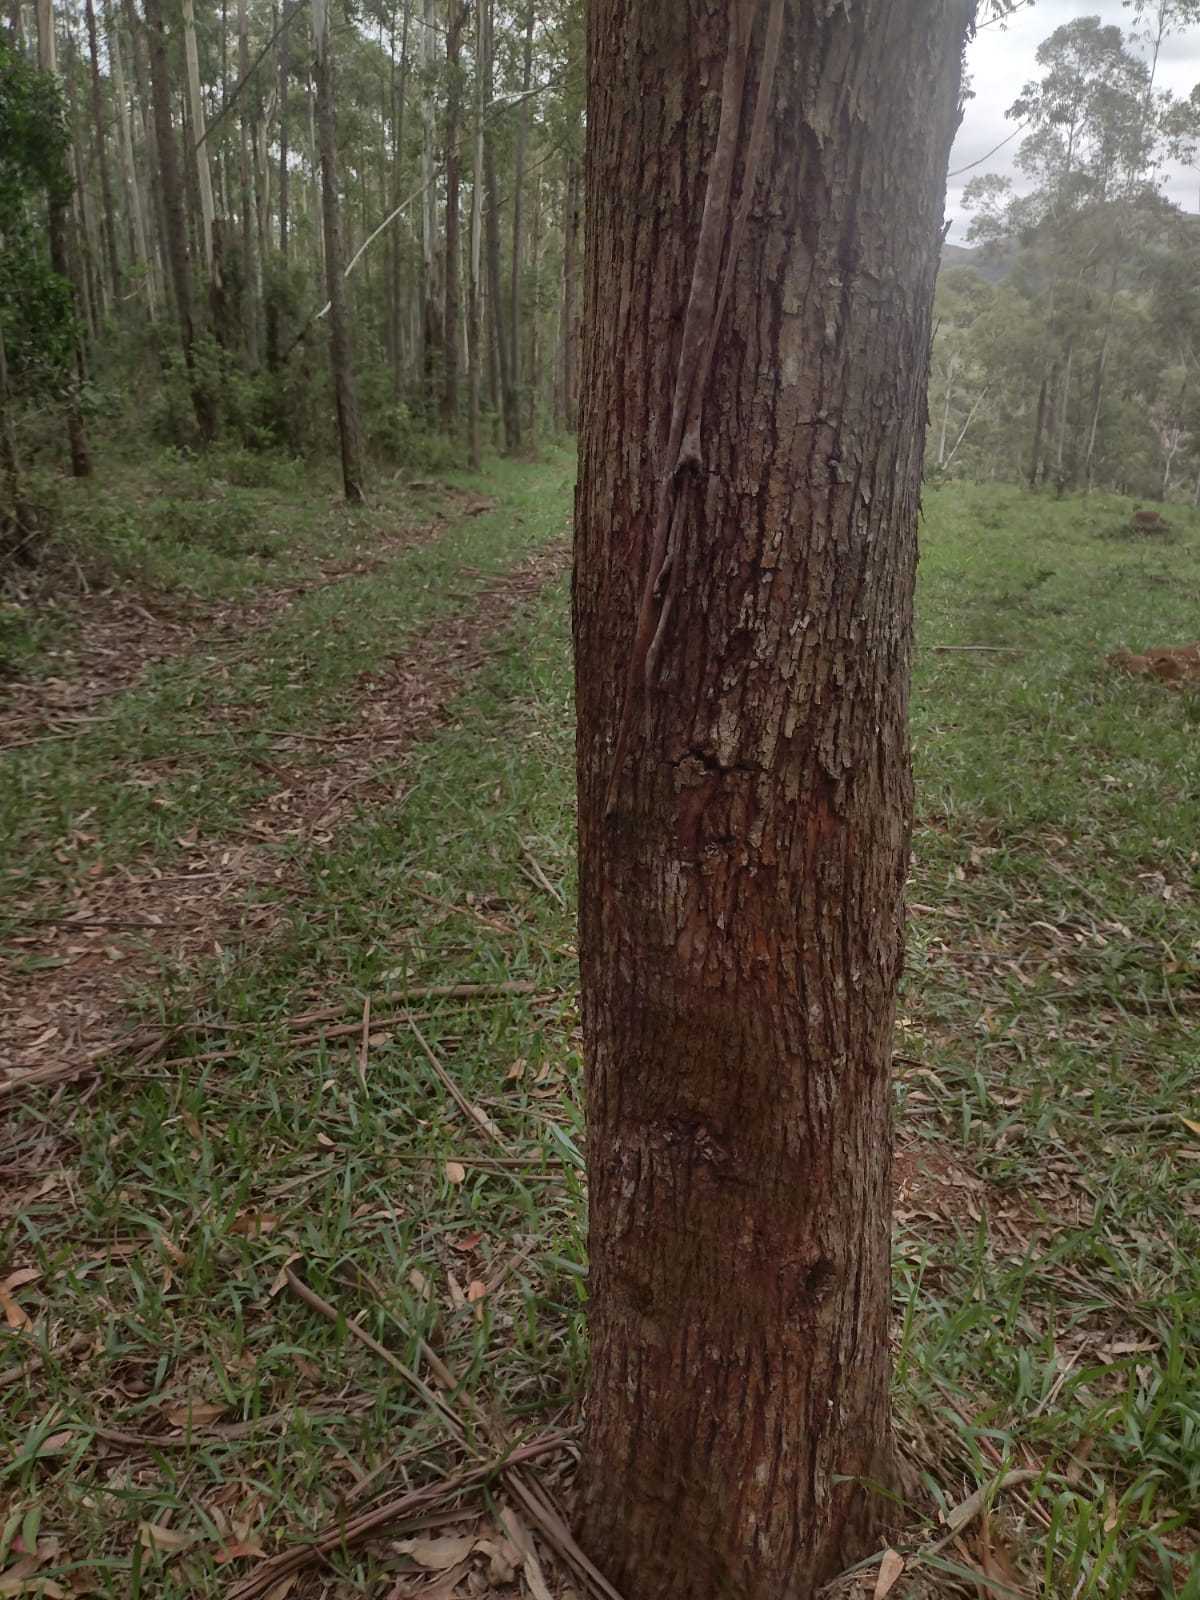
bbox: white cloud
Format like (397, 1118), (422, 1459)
(946, 1), (1200, 239)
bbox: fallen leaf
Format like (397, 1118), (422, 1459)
(466, 1280), (487, 1303)
(395, 1534), (475, 1571)
(499, 1508), (552, 1600)
(1, 1269), (41, 1293)
(452, 1232), (482, 1253)
(229, 1214), (279, 1238)
(1180, 1116), (1200, 1137)
(0, 1579), (66, 1598)
(213, 1539), (266, 1564)
(270, 1252), (302, 1298)
(408, 1268), (430, 1299)
(445, 1161), (466, 1185)
(138, 1523), (192, 1555)
(316, 1132), (335, 1149)
(0, 1288), (32, 1332)
(164, 1402), (225, 1428)
(475, 1536), (521, 1585)
(506, 1059), (526, 1082)
(873, 1549), (905, 1600)
(263, 1577), (298, 1600)
(29, 1431), (74, 1459)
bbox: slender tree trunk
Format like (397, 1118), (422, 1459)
(312, 0), (365, 502)
(508, 0), (533, 444)
(526, 163), (541, 444)
(236, 0), (257, 363)
(181, 0), (214, 268)
(937, 355), (955, 469)
(1029, 373), (1048, 489)
(144, 0), (215, 440)
(65, 23), (105, 330)
(35, 0), (91, 476)
(419, 0), (441, 421)
(0, 323), (36, 564)
(278, 0), (290, 259)
(84, 0), (121, 297)
(575, 6), (971, 1596)
(387, 0), (410, 400)
(442, 0), (465, 432)
(106, 0), (156, 318)
(466, 0), (483, 469)
(121, 0), (168, 302)
(482, 0), (514, 450)
(1054, 340), (1073, 491)
(559, 148), (580, 432)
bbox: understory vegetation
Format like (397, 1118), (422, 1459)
(1, 467), (1198, 1598)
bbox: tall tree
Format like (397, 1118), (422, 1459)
(34, 0), (90, 475)
(83, 0), (121, 296)
(105, 0), (156, 318)
(144, 0), (215, 439)
(574, 4), (972, 1596)
(442, 0), (465, 431)
(507, 0), (532, 448)
(312, 0), (365, 500)
(481, 0), (515, 449)
(181, 0), (215, 267)
(466, 0), (483, 468)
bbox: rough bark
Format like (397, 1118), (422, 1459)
(312, 0), (365, 502)
(278, 0), (290, 258)
(144, 0), (215, 441)
(237, 0), (257, 362)
(84, 0), (121, 297)
(558, 149), (579, 431)
(574, 6), (971, 1598)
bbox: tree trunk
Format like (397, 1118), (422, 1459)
(482, 0), (515, 450)
(525, 160), (540, 445)
(574, 6), (971, 1597)
(278, 0), (290, 258)
(442, 0), (465, 432)
(106, 0), (156, 318)
(466, 0), (483, 469)
(84, 0), (121, 297)
(508, 0), (532, 446)
(312, 0), (365, 502)
(1028, 372), (1048, 489)
(181, 0), (215, 268)
(35, 0), (91, 477)
(388, 0), (411, 401)
(559, 148), (580, 432)
(237, 0), (257, 363)
(144, 0), (216, 441)
(419, 0), (441, 422)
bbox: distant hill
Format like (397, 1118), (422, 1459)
(940, 239), (1016, 284)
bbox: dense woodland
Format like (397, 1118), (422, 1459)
(1, 0), (583, 537)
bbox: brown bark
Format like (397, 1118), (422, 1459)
(558, 149), (579, 432)
(466, 0), (483, 469)
(144, 0), (215, 441)
(312, 0), (365, 502)
(442, 0), (466, 432)
(237, 0), (257, 363)
(84, 0), (121, 297)
(574, 5), (970, 1597)
(278, 0), (290, 258)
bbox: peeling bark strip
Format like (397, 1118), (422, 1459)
(575, 6), (972, 1599)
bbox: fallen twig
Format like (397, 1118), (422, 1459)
(408, 1013), (511, 1152)
(226, 1432), (572, 1600)
(0, 1330), (92, 1389)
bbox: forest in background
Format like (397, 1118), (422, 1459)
(931, 10), (1200, 498)
(1, 0), (583, 549)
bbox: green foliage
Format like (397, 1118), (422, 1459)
(0, 41), (75, 395)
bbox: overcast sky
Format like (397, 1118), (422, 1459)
(946, 0), (1200, 239)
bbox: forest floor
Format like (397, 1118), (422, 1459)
(1, 460), (1199, 1600)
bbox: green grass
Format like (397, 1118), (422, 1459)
(2, 477), (1199, 1597)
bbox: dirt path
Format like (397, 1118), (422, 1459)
(1, 539), (568, 1095)
(0, 487), (495, 751)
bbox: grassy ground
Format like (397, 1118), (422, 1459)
(2, 472), (1198, 1598)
